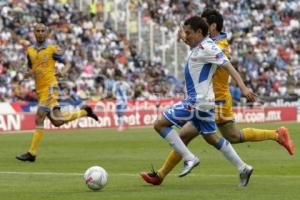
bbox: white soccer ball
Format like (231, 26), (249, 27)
(84, 166), (108, 190)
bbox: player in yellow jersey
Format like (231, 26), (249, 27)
(140, 9), (294, 185)
(16, 23), (99, 162)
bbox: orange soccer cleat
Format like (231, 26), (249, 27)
(277, 127), (295, 156)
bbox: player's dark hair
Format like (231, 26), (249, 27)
(201, 8), (223, 32)
(184, 16), (208, 37)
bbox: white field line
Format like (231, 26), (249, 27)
(0, 171), (299, 178)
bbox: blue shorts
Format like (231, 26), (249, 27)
(162, 101), (216, 135)
(116, 104), (127, 117)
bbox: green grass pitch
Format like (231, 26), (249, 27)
(0, 123), (299, 200)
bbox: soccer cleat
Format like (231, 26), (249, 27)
(82, 105), (99, 121)
(178, 156), (200, 177)
(16, 152), (36, 162)
(239, 165), (253, 187)
(140, 170), (163, 185)
(277, 127), (294, 155)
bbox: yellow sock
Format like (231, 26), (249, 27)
(62, 110), (87, 122)
(242, 128), (278, 142)
(158, 150), (182, 179)
(29, 129), (44, 155)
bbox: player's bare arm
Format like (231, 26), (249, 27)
(24, 69), (34, 79)
(23, 53), (34, 79)
(56, 62), (71, 78)
(222, 62), (256, 102)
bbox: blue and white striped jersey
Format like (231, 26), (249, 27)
(113, 81), (131, 105)
(184, 37), (229, 111)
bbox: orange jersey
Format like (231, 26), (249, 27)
(212, 33), (231, 100)
(27, 42), (64, 95)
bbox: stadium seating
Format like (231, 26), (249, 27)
(0, 0), (299, 102)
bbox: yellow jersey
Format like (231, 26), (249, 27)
(212, 32), (231, 100)
(27, 42), (64, 94)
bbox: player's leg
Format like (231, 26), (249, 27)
(193, 108), (253, 186)
(16, 107), (48, 162)
(202, 133), (253, 187)
(140, 122), (199, 185)
(153, 114), (198, 165)
(215, 97), (244, 143)
(48, 105), (98, 127)
(16, 88), (54, 161)
(241, 126), (294, 155)
(140, 102), (199, 184)
(202, 133), (248, 172)
(217, 121), (243, 143)
(65, 106), (98, 123)
(215, 95), (245, 144)
(216, 95), (294, 155)
(218, 117), (282, 145)
(157, 122), (199, 180)
(116, 104), (126, 132)
(48, 87), (98, 127)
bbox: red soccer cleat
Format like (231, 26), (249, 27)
(277, 127), (295, 156)
(140, 171), (163, 186)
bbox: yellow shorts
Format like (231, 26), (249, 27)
(37, 86), (59, 111)
(215, 93), (235, 125)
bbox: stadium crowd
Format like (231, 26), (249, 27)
(144, 0), (300, 100)
(0, 0), (299, 103)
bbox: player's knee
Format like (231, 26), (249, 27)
(180, 134), (192, 145)
(219, 124), (242, 143)
(52, 120), (64, 127)
(153, 119), (169, 134)
(223, 133), (240, 144)
(153, 119), (163, 133)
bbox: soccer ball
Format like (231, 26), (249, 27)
(84, 166), (108, 190)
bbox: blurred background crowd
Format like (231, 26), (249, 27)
(0, 0), (299, 104)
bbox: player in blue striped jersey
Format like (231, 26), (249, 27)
(143, 16), (256, 184)
(113, 70), (133, 132)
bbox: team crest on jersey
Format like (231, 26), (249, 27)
(43, 55), (48, 62)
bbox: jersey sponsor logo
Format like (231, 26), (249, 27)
(215, 51), (225, 59)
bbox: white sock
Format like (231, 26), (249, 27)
(118, 116), (124, 128)
(162, 127), (195, 161)
(217, 138), (246, 172)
